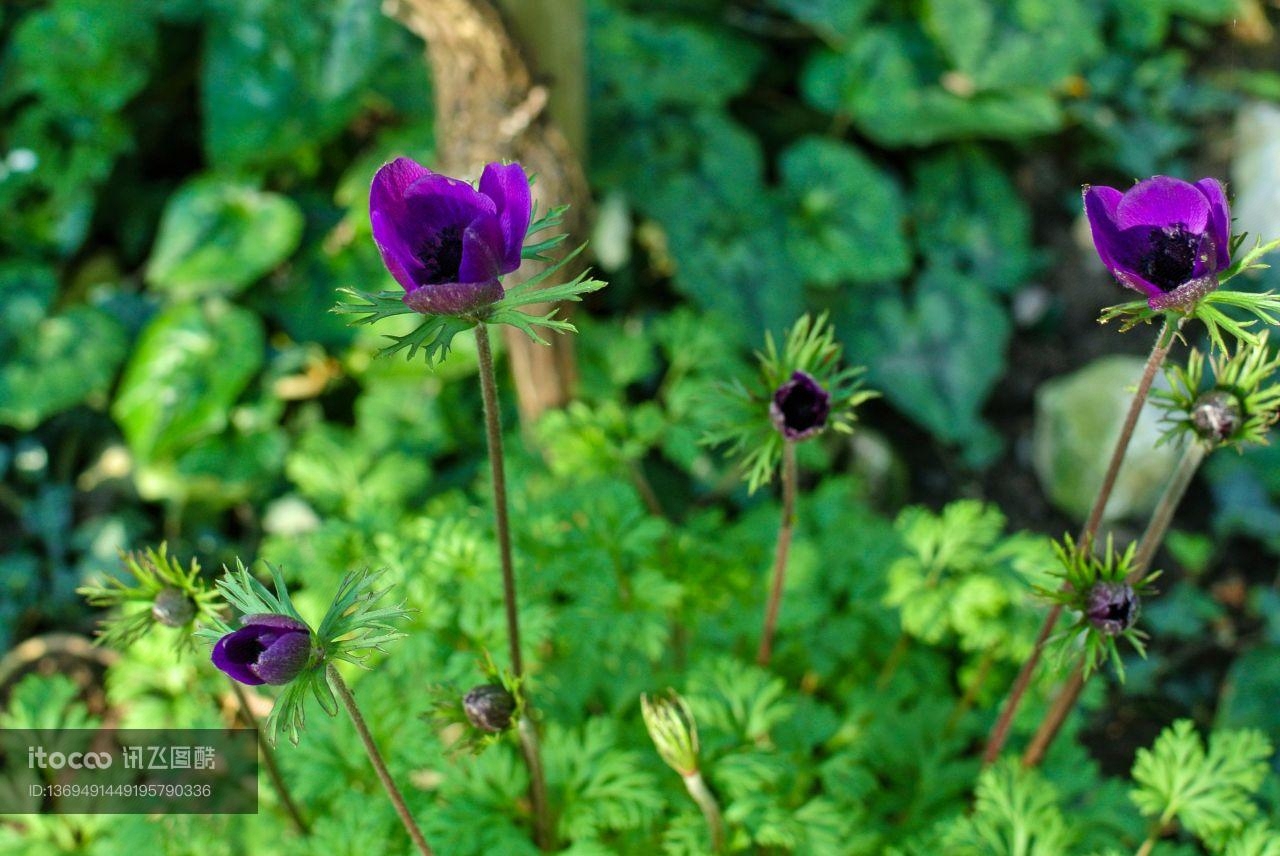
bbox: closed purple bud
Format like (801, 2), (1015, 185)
(369, 157), (531, 316)
(152, 587), (195, 628)
(770, 370), (831, 441)
(1083, 176), (1230, 311)
(211, 614), (312, 686)
(1190, 390), (1242, 444)
(1086, 581), (1139, 636)
(463, 684), (516, 733)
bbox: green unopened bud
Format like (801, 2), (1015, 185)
(463, 684), (516, 733)
(151, 587), (195, 627)
(641, 691), (700, 777)
(1190, 390), (1242, 444)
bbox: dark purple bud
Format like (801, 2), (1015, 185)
(152, 587), (195, 628)
(1086, 581), (1139, 636)
(1083, 176), (1230, 311)
(1190, 390), (1242, 444)
(463, 684), (516, 733)
(369, 157), (531, 316)
(770, 370), (831, 441)
(211, 614), (312, 686)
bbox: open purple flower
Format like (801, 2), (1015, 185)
(1083, 176), (1231, 310)
(770, 370), (831, 441)
(212, 613), (312, 686)
(370, 157), (531, 316)
(1085, 581), (1139, 637)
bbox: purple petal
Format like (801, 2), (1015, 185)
(1195, 178), (1231, 270)
(479, 162), (532, 273)
(457, 214), (505, 284)
(1115, 176), (1209, 232)
(1146, 274), (1220, 311)
(1112, 268), (1165, 303)
(1083, 185), (1126, 274)
(239, 613), (309, 632)
(370, 158), (433, 221)
(402, 173), (496, 233)
(212, 629), (267, 686)
(254, 631), (313, 685)
(370, 209), (419, 293)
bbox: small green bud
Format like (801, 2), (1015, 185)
(641, 691), (700, 777)
(1190, 390), (1242, 444)
(151, 587), (196, 628)
(463, 684), (516, 733)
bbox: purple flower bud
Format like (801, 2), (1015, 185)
(1086, 581), (1139, 636)
(770, 370), (831, 441)
(462, 684), (516, 733)
(1083, 176), (1230, 310)
(211, 614), (312, 686)
(152, 587), (195, 628)
(369, 157), (531, 316)
(1190, 390), (1242, 444)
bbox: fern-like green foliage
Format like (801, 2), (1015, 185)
(1131, 719), (1274, 848)
(941, 759), (1076, 855)
(883, 501), (1056, 658)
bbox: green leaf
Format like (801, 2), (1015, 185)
(941, 760), (1075, 855)
(0, 276), (128, 430)
(202, 0), (398, 171)
(146, 177), (305, 299)
(802, 25), (1066, 147)
(1131, 719), (1273, 843)
(590, 6), (763, 112)
(843, 269), (1008, 461)
(111, 299), (265, 464)
(780, 137), (911, 286)
(10, 0), (156, 114)
(912, 148), (1036, 293)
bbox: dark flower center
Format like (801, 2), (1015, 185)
(223, 633), (267, 665)
(416, 225), (464, 285)
(1138, 226), (1199, 292)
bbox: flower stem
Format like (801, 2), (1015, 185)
(327, 665), (434, 856)
(683, 770), (725, 854)
(983, 316), (1178, 764)
(1019, 439), (1209, 768)
(228, 681), (310, 837)
(757, 441), (798, 667)
(474, 323), (552, 849)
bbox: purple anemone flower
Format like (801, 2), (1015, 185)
(369, 157), (531, 316)
(1083, 176), (1231, 310)
(770, 370), (831, 441)
(1085, 581), (1139, 637)
(212, 614), (312, 686)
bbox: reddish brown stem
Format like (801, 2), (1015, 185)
(983, 317), (1177, 764)
(757, 442), (798, 667)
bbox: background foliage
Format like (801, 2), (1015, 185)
(3, 0), (1280, 853)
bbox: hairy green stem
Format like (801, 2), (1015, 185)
(757, 441), (798, 667)
(683, 770), (725, 854)
(328, 665), (434, 856)
(1020, 439), (1209, 768)
(984, 317), (1178, 764)
(228, 680), (310, 837)
(474, 323), (552, 849)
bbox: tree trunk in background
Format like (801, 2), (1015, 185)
(387, 0), (590, 425)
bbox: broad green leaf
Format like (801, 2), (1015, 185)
(0, 265), (128, 429)
(781, 137), (911, 286)
(111, 299), (265, 463)
(912, 148), (1035, 293)
(844, 269), (1008, 460)
(9, 0), (156, 114)
(802, 25), (1065, 146)
(202, 0), (398, 170)
(145, 177), (304, 298)
(590, 5), (763, 112)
